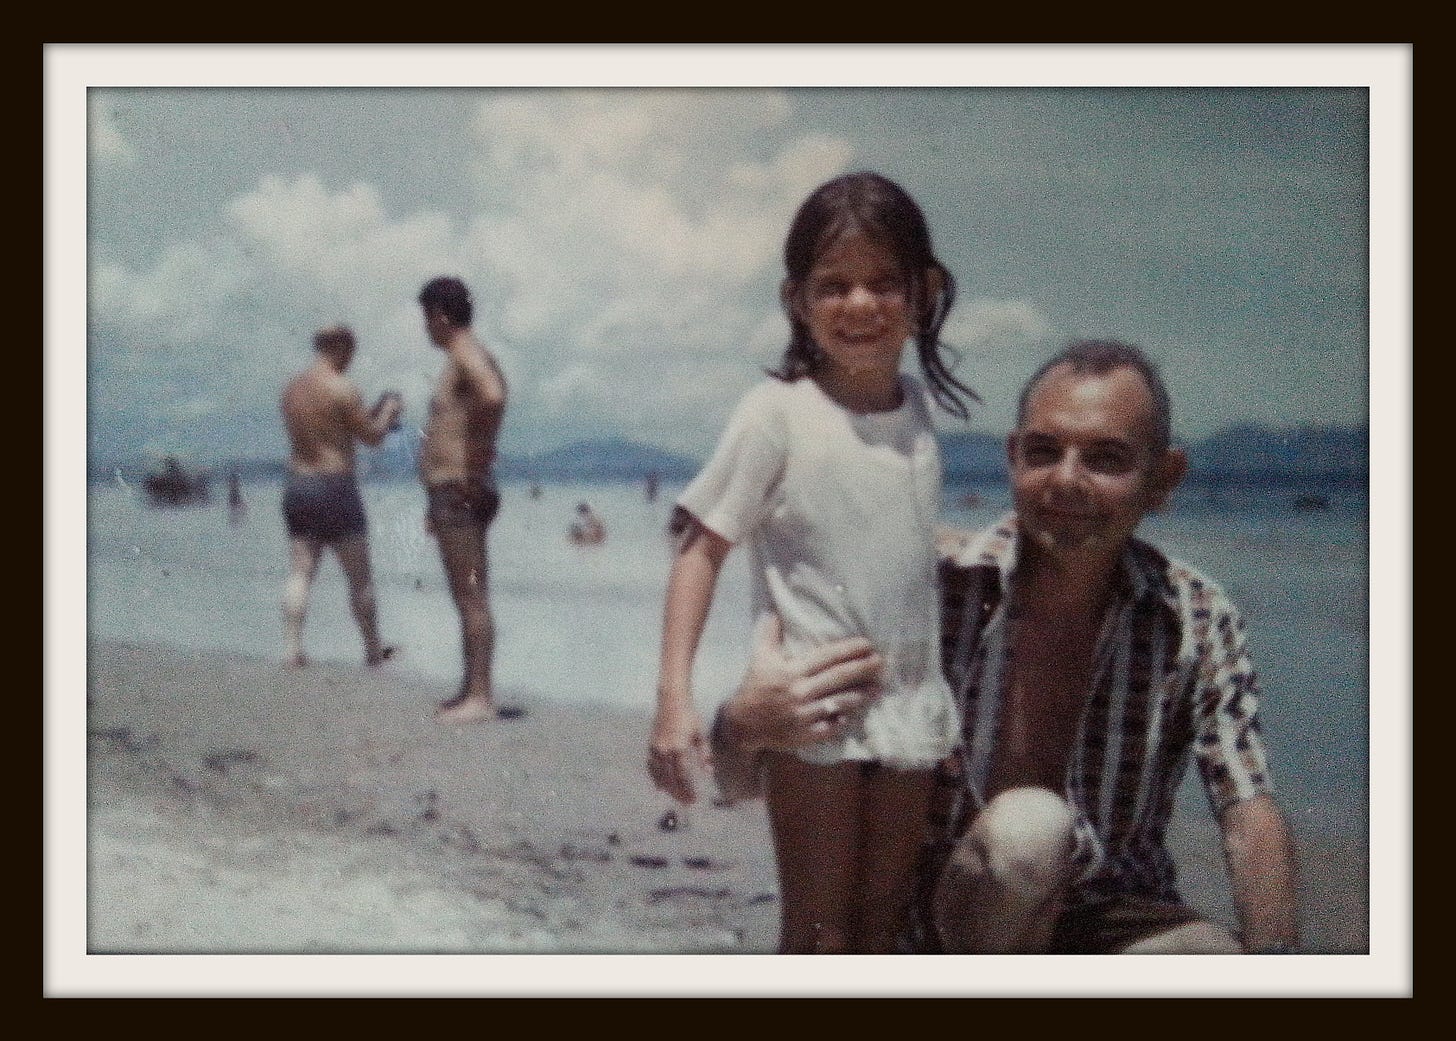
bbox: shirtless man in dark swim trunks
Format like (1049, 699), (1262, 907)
(417, 277), (509, 723)
(279, 325), (402, 668)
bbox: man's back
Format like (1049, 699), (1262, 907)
(281, 363), (362, 476)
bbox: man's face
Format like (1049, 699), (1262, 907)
(423, 306), (450, 348)
(1008, 363), (1185, 565)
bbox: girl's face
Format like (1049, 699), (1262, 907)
(794, 230), (920, 388)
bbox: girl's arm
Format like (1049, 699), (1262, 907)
(651, 517), (733, 804)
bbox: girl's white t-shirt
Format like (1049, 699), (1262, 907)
(679, 374), (960, 768)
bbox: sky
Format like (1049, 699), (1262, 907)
(80, 58), (1374, 468)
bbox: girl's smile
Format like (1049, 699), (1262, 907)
(796, 230), (917, 407)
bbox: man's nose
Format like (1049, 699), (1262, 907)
(1050, 449), (1085, 486)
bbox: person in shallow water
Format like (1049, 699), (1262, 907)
(569, 502), (607, 546)
(415, 276), (511, 725)
(279, 324), (402, 669)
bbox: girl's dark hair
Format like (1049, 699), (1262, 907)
(769, 171), (980, 420)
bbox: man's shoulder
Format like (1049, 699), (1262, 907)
(451, 337), (507, 391)
(322, 368), (362, 404)
(937, 515), (1018, 572)
(1128, 535), (1243, 625)
(283, 367), (355, 406)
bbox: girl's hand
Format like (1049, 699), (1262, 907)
(649, 705), (711, 805)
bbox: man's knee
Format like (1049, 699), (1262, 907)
(972, 787), (1078, 889)
(283, 574), (311, 614)
(932, 788), (1077, 950)
(1117, 920), (1242, 954)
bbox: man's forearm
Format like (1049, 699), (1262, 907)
(1221, 794), (1301, 951)
(708, 703), (766, 804)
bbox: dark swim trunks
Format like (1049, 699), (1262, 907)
(427, 477), (501, 532)
(1047, 893), (1205, 953)
(282, 473), (367, 541)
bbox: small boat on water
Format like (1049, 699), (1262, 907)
(142, 456), (211, 507)
(1292, 493), (1332, 513)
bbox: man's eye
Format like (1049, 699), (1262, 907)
(1087, 452), (1134, 474)
(870, 277), (905, 295)
(1023, 445), (1059, 465)
(812, 281), (847, 297)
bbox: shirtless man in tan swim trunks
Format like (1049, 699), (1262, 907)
(279, 325), (402, 668)
(416, 277), (509, 723)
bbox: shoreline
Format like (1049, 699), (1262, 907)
(78, 639), (1367, 960)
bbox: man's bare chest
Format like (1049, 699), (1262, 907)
(988, 614), (1101, 793)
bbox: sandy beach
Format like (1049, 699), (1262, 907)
(82, 638), (1368, 965)
(87, 640), (781, 955)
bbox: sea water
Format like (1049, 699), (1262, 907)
(83, 476), (1373, 842)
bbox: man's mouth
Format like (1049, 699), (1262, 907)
(1037, 506), (1097, 524)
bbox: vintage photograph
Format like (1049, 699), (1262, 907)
(47, 44), (1409, 997)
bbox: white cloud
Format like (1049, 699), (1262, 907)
(227, 174), (463, 311)
(81, 86), (1374, 465)
(466, 91), (853, 361)
(92, 243), (250, 348)
(89, 99), (136, 166)
(943, 298), (1056, 355)
(539, 364), (601, 413)
(932, 299), (1060, 432)
(167, 393), (224, 423)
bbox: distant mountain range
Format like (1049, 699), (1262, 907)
(939, 424), (1368, 483)
(89, 425), (1369, 487)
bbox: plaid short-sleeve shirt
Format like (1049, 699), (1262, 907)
(710, 514), (1273, 949)
(909, 514), (1272, 944)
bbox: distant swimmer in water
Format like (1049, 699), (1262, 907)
(529, 482), (543, 500)
(279, 324), (403, 669)
(645, 471), (660, 504)
(569, 502), (606, 546)
(228, 472), (248, 525)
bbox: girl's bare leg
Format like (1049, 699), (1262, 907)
(853, 765), (937, 952)
(764, 752), (861, 954)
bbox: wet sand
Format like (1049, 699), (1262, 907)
(80, 640), (1367, 969)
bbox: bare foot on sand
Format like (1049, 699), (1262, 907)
(434, 692), (525, 724)
(286, 654), (310, 669)
(367, 645), (399, 668)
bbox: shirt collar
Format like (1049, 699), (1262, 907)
(953, 512), (1176, 613)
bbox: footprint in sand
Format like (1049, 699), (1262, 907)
(203, 749), (261, 775)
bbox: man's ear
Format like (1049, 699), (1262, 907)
(1149, 447), (1189, 511)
